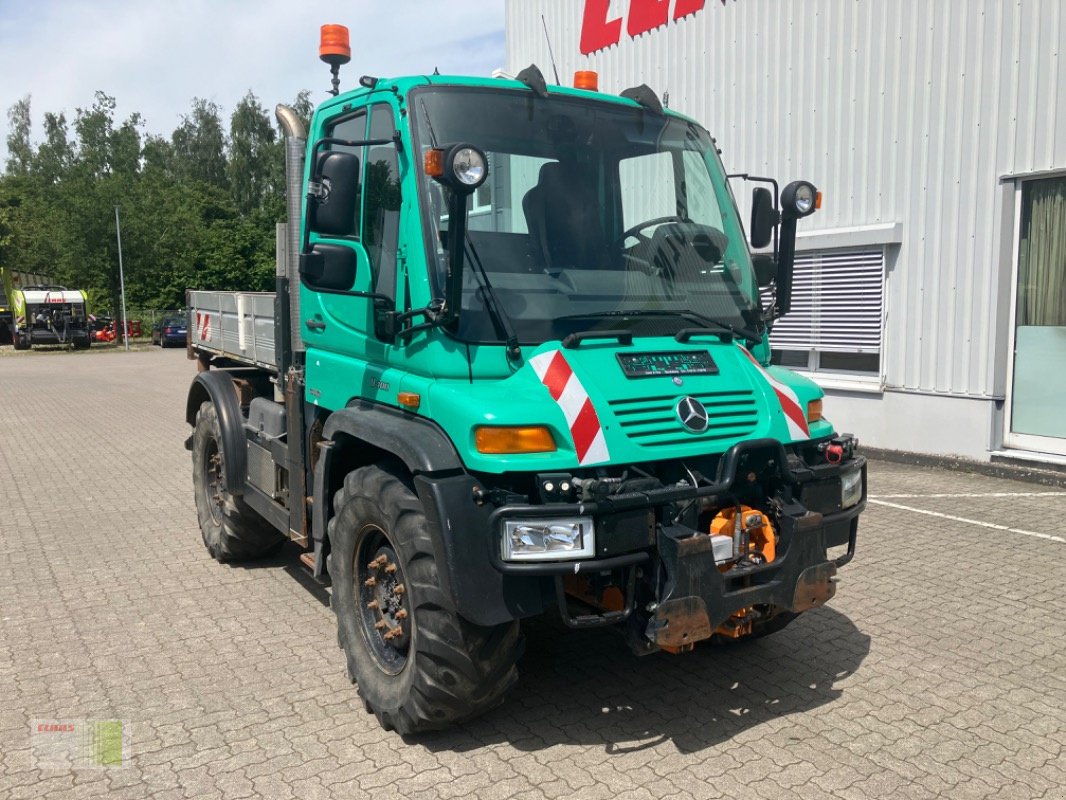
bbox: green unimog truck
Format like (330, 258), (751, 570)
(184, 26), (866, 734)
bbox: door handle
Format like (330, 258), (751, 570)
(305, 319), (326, 331)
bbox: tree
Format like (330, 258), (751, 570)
(171, 98), (227, 187)
(5, 97), (33, 176)
(1, 86), (311, 317)
(228, 92), (278, 215)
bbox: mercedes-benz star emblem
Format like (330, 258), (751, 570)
(675, 396), (709, 432)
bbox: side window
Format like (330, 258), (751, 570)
(325, 111), (367, 238)
(363, 105), (401, 298)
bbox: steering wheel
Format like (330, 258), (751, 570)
(615, 215), (685, 276)
(616, 215), (685, 248)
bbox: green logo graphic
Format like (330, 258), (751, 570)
(83, 720), (124, 766)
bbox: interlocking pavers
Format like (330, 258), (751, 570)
(0, 348), (1063, 799)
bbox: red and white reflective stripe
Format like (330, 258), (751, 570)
(740, 347), (810, 441)
(529, 349), (610, 466)
(195, 312), (211, 341)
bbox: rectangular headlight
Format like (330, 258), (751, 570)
(502, 517), (595, 561)
(841, 466), (863, 509)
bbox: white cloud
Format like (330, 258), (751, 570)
(0, 0), (504, 159)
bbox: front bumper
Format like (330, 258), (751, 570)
(645, 501), (861, 647)
(485, 439), (865, 641)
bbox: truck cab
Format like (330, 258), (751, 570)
(185, 35), (866, 735)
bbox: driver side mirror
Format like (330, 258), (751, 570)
(750, 187), (778, 249)
(310, 151), (360, 237)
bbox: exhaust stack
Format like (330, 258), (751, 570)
(275, 104), (306, 363)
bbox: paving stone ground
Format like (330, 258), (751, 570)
(1, 347), (1063, 799)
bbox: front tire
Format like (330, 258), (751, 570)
(191, 401), (284, 561)
(329, 464), (523, 734)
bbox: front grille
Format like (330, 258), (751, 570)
(607, 391), (760, 448)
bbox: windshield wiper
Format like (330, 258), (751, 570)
(557, 309), (764, 347)
(464, 235), (521, 361)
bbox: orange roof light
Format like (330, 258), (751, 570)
(319, 24), (351, 66)
(574, 70), (599, 91)
(424, 148), (445, 178)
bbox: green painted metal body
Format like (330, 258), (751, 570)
(299, 75), (827, 474)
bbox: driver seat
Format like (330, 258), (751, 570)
(522, 162), (608, 270)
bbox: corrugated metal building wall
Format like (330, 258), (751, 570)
(506, 0), (1066, 460)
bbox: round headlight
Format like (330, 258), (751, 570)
(792, 183), (815, 214)
(451, 147), (486, 188)
(780, 180), (819, 218)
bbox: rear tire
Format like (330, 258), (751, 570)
(191, 401), (284, 562)
(329, 464), (523, 734)
(12, 330), (27, 350)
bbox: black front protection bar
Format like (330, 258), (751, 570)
(487, 437), (792, 575)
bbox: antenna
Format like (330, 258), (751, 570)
(540, 14), (561, 85)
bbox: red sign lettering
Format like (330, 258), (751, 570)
(628, 0), (671, 38)
(580, 0), (623, 56)
(673, 0), (706, 20)
(580, 0), (712, 55)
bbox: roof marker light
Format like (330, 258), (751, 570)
(574, 70), (599, 91)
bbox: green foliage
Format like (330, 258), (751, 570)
(0, 90), (311, 314)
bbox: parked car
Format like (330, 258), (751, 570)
(152, 315), (188, 348)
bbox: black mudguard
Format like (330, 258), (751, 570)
(185, 371), (247, 496)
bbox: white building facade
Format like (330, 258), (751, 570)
(506, 0), (1066, 464)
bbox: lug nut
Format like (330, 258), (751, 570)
(368, 555), (388, 570)
(395, 609), (408, 621)
(364, 577), (377, 588)
(366, 600), (379, 610)
(384, 563), (397, 575)
(374, 620), (386, 630)
(383, 627), (402, 641)
(393, 584), (405, 596)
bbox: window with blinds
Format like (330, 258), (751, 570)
(764, 247), (885, 374)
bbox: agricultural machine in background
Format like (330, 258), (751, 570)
(1, 267), (92, 350)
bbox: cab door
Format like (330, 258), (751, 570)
(301, 101), (405, 377)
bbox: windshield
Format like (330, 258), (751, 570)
(412, 87), (760, 345)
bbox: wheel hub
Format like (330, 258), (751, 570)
(203, 443), (225, 525)
(357, 537), (410, 673)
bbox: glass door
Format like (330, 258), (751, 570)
(1005, 175), (1066, 455)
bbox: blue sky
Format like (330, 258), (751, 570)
(0, 0), (505, 161)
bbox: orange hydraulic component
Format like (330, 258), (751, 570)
(562, 575), (625, 612)
(709, 505), (776, 565)
(708, 506), (776, 640)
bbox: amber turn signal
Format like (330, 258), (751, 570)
(424, 148), (444, 178)
(807, 399), (823, 423)
(475, 426), (556, 454)
(319, 24), (351, 65)
(815, 191), (823, 210)
(397, 392), (421, 410)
